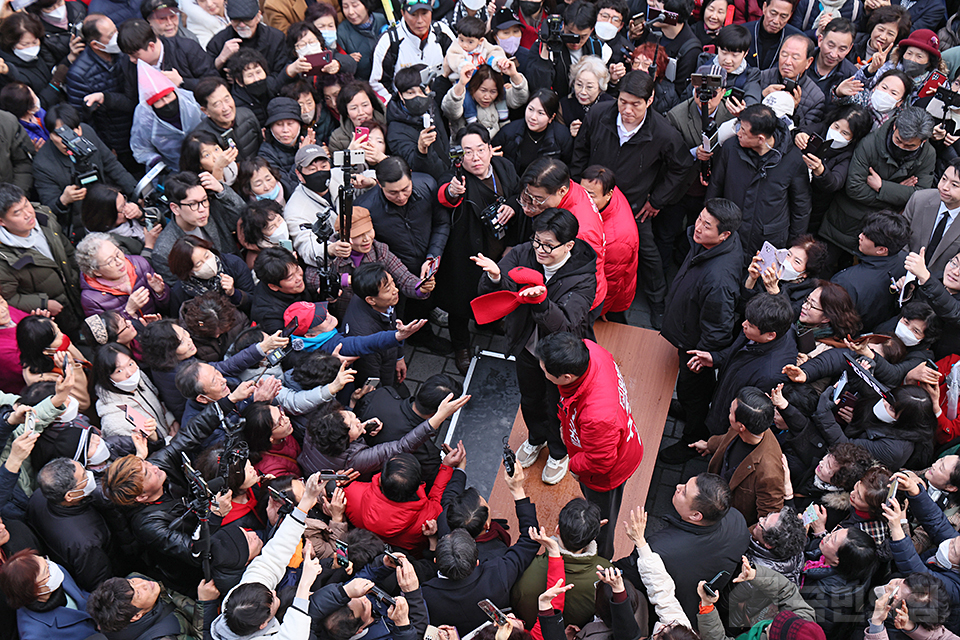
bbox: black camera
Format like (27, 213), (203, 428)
(540, 14), (581, 52)
(69, 22), (82, 38)
(502, 436), (516, 476)
(309, 217), (341, 301)
(647, 7), (679, 25)
(480, 196), (507, 240)
(55, 125), (101, 189)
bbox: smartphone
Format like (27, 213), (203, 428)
(306, 51), (334, 73)
(783, 78), (798, 93)
(416, 256), (440, 290)
(319, 471), (351, 481)
(24, 410), (36, 434)
(703, 570), (730, 598)
(365, 377), (381, 389)
(268, 485), (295, 506)
(801, 503), (819, 526)
(832, 371), (848, 403)
(279, 239), (293, 252)
(124, 405), (150, 433)
(478, 599), (509, 626)
(384, 546), (402, 564)
(757, 241), (788, 275)
(890, 584), (901, 601)
(220, 128), (235, 149)
(370, 585), (396, 607)
(887, 477), (900, 504)
(424, 625), (440, 640)
(728, 86), (746, 102)
(920, 71), (948, 98)
(837, 391), (859, 412)
(355, 126), (370, 141)
(334, 539), (349, 567)
(805, 133), (825, 157)
(363, 418), (380, 434)
(281, 316), (299, 339)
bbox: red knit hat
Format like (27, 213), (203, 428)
(899, 29), (941, 61)
(767, 611), (826, 640)
(470, 266), (548, 325)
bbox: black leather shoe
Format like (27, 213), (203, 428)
(455, 349), (471, 375)
(668, 399), (686, 420)
(658, 441), (698, 465)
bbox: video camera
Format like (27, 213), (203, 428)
(646, 6), (679, 25)
(935, 85), (960, 135)
(480, 196), (507, 240)
(539, 14), (580, 52)
(55, 125), (101, 189)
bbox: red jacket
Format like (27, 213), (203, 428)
(254, 436), (302, 478)
(936, 354), (960, 444)
(732, 0), (763, 23)
(558, 340), (643, 491)
(344, 464), (453, 552)
(599, 187), (639, 314)
(558, 182), (607, 311)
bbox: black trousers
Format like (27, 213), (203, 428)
(580, 481), (625, 560)
(674, 347), (716, 443)
(636, 216), (667, 307)
(516, 348), (566, 460)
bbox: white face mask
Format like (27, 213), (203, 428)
(871, 90), (899, 114)
(88, 435), (111, 466)
(937, 538), (957, 569)
(266, 224), (290, 246)
(193, 256), (219, 280)
(895, 319), (921, 347)
(780, 262), (802, 282)
(826, 127), (850, 149)
(114, 367), (141, 392)
(873, 398), (896, 423)
(70, 469), (96, 499)
(14, 45), (40, 62)
(58, 396), (79, 423)
(99, 31), (121, 55)
(44, 4), (67, 22)
(42, 560), (64, 593)
(296, 41), (322, 57)
(594, 20), (619, 41)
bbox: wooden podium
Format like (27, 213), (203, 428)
(485, 322), (679, 558)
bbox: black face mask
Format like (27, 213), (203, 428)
(303, 169), (331, 194)
(519, 1), (541, 16)
(403, 95), (431, 117)
(153, 95), (180, 122)
(246, 78), (268, 98)
(901, 59), (927, 77)
(887, 130), (919, 163)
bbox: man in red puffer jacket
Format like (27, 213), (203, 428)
(536, 332), (643, 559)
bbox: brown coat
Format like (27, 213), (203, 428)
(706, 429), (785, 526)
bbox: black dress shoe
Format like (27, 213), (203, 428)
(668, 399), (687, 420)
(658, 441), (698, 465)
(455, 349), (471, 375)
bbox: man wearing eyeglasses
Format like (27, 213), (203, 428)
(902, 159), (960, 277)
(526, 0), (611, 98)
(150, 170), (245, 284)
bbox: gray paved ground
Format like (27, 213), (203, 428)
(400, 290), (706, 537)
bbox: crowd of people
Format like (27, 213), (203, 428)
(0, 0), (959, 638)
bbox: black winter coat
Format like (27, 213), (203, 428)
(25, 491), (113, 592)
(0, 48), (64, 110)
(207, 24), (289, 78)
(705, 118), (812, 262)
(385, 97), (450, 180)
(64, 48), (134, 155)
(662, 228), (743, 352)
(570, 101), (694, 213)
(342, 294), (399, 388)
(355, 173), (450, 275)
(126, 397), (232, 593)
(491, 119), (573, 178)
(120, 36), (216, 100)
(915, 276), (960, 360)
(435, 156), (521, 312)
(524, 35), (606, 97)
(615, 508), (750, 627)
(477, 240), (598, 356)
(359, 387), (442, 489)
(251, 281), (310, 334)
(831, 252), (906, 332)
(705, 329), (797, 434)
(191, 106), (263, 161)
(31, 2), (86, 64)
(33, 123), (138, 240)
(258, 137), (299, 197)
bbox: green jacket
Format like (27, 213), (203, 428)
(511, 543), (612, 629)
(0, 208), (82, 333)
(0, 392), (66, 496)
(696, 565), (816, 640)
(820, 118), (936, 254)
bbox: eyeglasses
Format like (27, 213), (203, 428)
(802, 296), (822, 312)
(176, 197), (209, 211)
(597, 10), (623, 25)
(100, 251), (125, 269)
(948, 258), (960, 271)
(531, 235), (563, 253)
(519, 187), (547, 210)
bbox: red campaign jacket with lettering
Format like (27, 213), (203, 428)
(558, 181), (607, 311)
(599, 187), (639, 314)
(558, 340), (643, 491)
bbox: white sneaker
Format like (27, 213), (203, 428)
(516, 441), (545, 468)
(542, 455), (569, 485)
